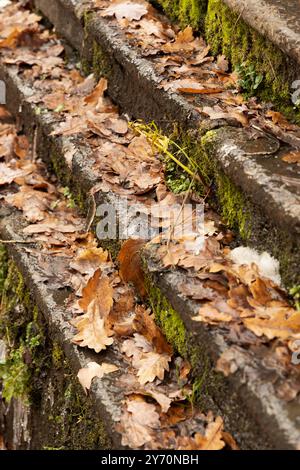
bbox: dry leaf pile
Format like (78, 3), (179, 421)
(0, 109), (238, 449)
(92, 0), (300, 155)
(0, 1), (299, 449)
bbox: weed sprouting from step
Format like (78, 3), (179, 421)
(290, 285), (300, 311)
(236, 63), (263, 98)
(131, 121), (209, 193)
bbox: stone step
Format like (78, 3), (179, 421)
(153, 0), (300, 118)
(30, 0), (300, 288)
(0, 213), (126, 450)
(0, 9), (299, 448)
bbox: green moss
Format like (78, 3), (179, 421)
(0, 320), (42, 403)
(0, 261), (45, 403)
(216, 173), (251, 239)
(91, 41), (112, 80)
(82, 12), (113, 79)
(51, 342), (64, 369)
(205, 0), (300, 122)
(290, 285), (300, 311)
(44, 372), (111, 450)
(154, 0), (300, 122)
(144, 267), (223, 407)
(50, 150), (70, 188)
(0, 257), (111, 449)
(148, 281), (188, 358)
(153, 0), (207, 30)
(0, 244), (8, 296)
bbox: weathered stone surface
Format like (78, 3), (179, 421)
(0, 213), (126, 450)
(144, 245), (300, 450)
(223, 0), (300, 67)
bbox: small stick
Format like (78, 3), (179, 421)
(0, 239), (35, 244)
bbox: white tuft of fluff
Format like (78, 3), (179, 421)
(228, 247), (281, 285)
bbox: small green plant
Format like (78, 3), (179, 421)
(130, 121), (208, 193)
(236, 63), (263, 97)
(290, 285), (300, 311)
(0, 321), (42, 403)
(62, 187), (76, 209)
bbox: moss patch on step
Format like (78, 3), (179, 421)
(152, 0), (208, 30)
(153, 0), (300, 122)
(144, 265), (222, 408)
(82, 13), (113, 80)
(205, 0), (300, 122)
(199, 130), (252, 239)
(0, 255), (45, 403)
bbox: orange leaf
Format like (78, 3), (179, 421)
(118, 239), (146, 297)
(79, 268), (114, 317)
(178, 87), (223, 94)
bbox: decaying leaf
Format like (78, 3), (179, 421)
(134, 351), (171, 385)
(134, 305), (173, 355)
(118, 239), (146, 297)
(282, 151), (300, 165)
(78, 269), (114, 317)
(101, 1), (148, 21)
(117, 396), (160, 448)
(77, 361), (119, 393)
(177, 416), (225, 450)
(243, 306), (300, 343)
(70, 247), (109, 275)
(71, 305), (114, 353)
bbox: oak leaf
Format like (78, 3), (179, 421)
(178, 416), (225, 450)
(70, 247), (109, 276)
(134, 305), (173, 355)
(243, 307), (300, 342)
(118, 239), (146, 297)
(101, 1), (148, 21)
(134, 352), (171, 385)
(77, 361), (119, 393)
(117, 397), (159, 449)
(78, 269), (114, 317)
(71, 303), (114, 353)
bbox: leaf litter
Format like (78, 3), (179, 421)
(0, 0), (299, 447)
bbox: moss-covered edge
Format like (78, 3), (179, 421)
(152, 0), (300, 122)
(143, 261), (224, 407)
(0, 246), (111, 449)
(152, 0), (208, 30)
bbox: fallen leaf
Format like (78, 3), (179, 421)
(282, 151), (300, 165)
(178, 87), (223, 95)
(101, 1), (148, 22)
(134, 305), (173, 355)
(192, 302), (233, 324)
(118, 239), (146, 297)
(117, 397), (159, 448)
(134, 351), (171, 385)
(0, 162), (31, 185)
(78, 269), (114, 317)
(84, 77), (107, 105)
(70, 247), (109, 276)
(178, 416), (225, 450)
(77, 361), (119, 393)
(243, 307), (300, 342)
(71, 305), (114, 353)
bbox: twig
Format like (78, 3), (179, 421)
(167, 175), (195, 250)
(0, 239), (35, 244)
(32, 127), (38, 161)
